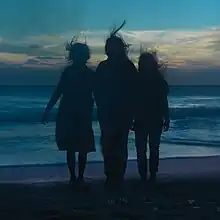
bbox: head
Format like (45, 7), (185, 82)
(138, 52), (161, 76)
(105, 20), (130, 59)
(66, 38), (90, 65)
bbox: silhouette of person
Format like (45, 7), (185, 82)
(133, 52), (170, 183)
(94, 21), (138, 190)
(41, 38), (95, 186)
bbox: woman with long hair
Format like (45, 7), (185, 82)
(134, 51), (170, 184)
(95, 21), (138, 190)
(41, 37), (95, 186)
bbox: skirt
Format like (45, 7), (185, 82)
(55, 117), (96, 153)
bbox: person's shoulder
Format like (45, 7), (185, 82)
(97, 60), (107, 69)
(99, 60), (108, 65)
(125, 58), (135, 67)
(122, 59), (137, 75)
(127, 58), (136, 65)
(95, 60), (108, 75)
(85, 66), (96, 80)
(64, 64), (75, 73)
(60, 64), (72, 79)
(84, 66), (96, 86)
(86, 66), (95, 74)
(127, 59), (138, 72)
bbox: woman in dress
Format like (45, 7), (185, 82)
(41, 38), (95, 185)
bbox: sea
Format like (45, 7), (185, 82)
(1, 85), (220, 166)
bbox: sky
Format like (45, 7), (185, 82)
(0, 0), (219, 84)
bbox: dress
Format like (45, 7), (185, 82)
(55, 65), (95, 152)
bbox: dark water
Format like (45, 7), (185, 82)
(0, 85), (220, 166)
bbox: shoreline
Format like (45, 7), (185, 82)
(0, 154), (219, 169)
(1, 155), (220, 184)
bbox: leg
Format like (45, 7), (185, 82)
(101, 131), (128, 189)
(121, 132), (129, 180)
(66, 150), (76, 182)
(78, 152), (87, 181)
(101, 133), (114, 187)
(113, 131), (129, 185)
(135, 130), (148, 181)
(149, 126), (162, 182)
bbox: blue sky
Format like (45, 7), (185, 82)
(84, 0), (219, 30)
(0, 0), (220, 85)
(0, 0), (219, 37)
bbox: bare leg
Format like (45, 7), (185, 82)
(67, 150), (76, 182)
(78, 152), (87, 181)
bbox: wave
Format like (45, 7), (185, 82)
(0, 106), (220, 123)
(170, 106), (220, 119)
(0, 108), (97, 123)
(162, 139), (220, 148)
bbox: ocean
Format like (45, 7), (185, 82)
(1, 85), (220, 166)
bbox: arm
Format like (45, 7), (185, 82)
(93, 63), (103, 109)
(88, 68), (96, 108)
(129, 61), (139, 113)
(127, 61), (139, 128)
(42, 70), (66, 122)
(45, 81), (63, 112)
(163, 95), (170, 120)
(162, 80), (170, 131)
(130, 62), (139, 93)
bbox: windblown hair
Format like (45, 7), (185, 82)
(139, 45), (167, 73)
(138, 52), (157, 71)
(138, 52), (166, 79)
(105, 20), (131, 57)
(65, 36), (90, 64)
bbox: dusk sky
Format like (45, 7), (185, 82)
(0, 0), (219, 85)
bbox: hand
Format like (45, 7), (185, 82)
(41, 110), (49, 124)
(163, 119), (170, 132)
(130, 121), (135, 131)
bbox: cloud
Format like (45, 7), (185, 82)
(0, 52), (29, 64)
(0, 27), (220, 69)
(23, 56), (66, 68)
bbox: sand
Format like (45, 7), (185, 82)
(1, 156), (220, 219)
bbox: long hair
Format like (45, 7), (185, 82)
(139, 45), (167, 73)
(138, 52), (165, 79)
(65, 36), (90, 64)
(105, 20), (130, 58)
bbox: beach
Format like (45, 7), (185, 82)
(1, 156), (220, 219)
(0, 86), (220, 219)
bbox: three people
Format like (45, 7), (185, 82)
(42, 23), (169, 187)
(42, 39), (95, 186)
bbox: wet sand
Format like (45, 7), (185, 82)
(1, 179), (220, 219)
(1, 156), (220, 219)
